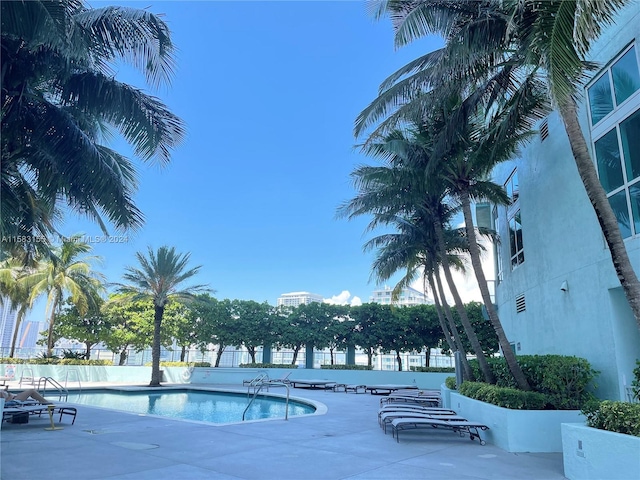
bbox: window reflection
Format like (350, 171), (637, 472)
(620, 109), (640, 182)
(612, 47), (640, 105)
(595, 128), (623, 193)
(589, 74), (614, 125)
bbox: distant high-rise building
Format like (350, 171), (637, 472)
(370, 286), (431, 306)
(0, 300), (18, 351)
(277, 292), (324, 308)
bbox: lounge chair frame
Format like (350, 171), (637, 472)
(390, 417), (489, 445)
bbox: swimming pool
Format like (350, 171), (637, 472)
(65, 389), (316, 424)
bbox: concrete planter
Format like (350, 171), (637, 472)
(451, 392), (583, 452)
(561, 423), (640, 480)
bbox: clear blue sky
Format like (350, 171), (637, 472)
(58, 1), (444, 307)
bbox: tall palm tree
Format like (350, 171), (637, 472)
(23, 234), (104, 354)
(360, 0), (640, 327)
(365, 214), (475, 380)
(118, 246), (208, 386)
(338, 129), (495, 382)
(1, 0), (185, 252)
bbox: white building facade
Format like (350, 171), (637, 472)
(370, 285), (432, 306)
(490, 4), (640, 401)
(276, 291), (324, 308)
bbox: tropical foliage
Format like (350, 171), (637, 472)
(117, 246), (208, 386)
(1, 0), (185, 255)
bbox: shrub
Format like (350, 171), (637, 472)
(0, 358), (27, 364)
(445, 376), (457, 390)
(468, 355), (598, 409)
(153, 361), (211, 367)
(58, 359), (112, 365)
(61, 350), (87, 360)
(631, 360), (640, 401)
(320, 365), (373, 370)
(239, 363), (297, 369)
(410, 367), (455, 373)
(459, 381), (547, 410)
(582, 400), (640, 437)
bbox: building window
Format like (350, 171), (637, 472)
(505, 169), (524, 268)
(493, 205), (503, 283)
(509, 210), (525, 267)
(588, 44), (640, 238)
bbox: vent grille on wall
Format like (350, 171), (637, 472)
(515, 293), (526, 313)
(540, 120), (549, 141)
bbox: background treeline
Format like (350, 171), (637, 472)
(32, 294), (497, 371)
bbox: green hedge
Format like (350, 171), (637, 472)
(459, 381), (547, 410)
(468, 355), (598, 409)
(142, 362), (211, 367)
(320, 365), (373, 370)
(410, 367), (455, 373)
(445, 376), (457, 390)
(0, 357), (111, 366)
(582, 400), (640, 437)
(238, 363), (298, 369)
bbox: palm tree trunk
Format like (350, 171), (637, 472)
(150, 305), (164, 386)
(85, 342), (91, 359)
(9, 307), (26, 357)
(425, 268), (455, 352)
(560, 100), (640, 329)
(396, 351), (403, 371)
(460, 194), (531, 391)
(46, 290), (61, 355)
(367, 348), (374, 367)
(434, 220), (495, 383)
(180, 346), (186, 362)
(433, 268), (474, 381)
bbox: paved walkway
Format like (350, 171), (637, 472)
(0, 383), (566, 479)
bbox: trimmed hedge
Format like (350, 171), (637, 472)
(239, 363), (298, 369)
(445, 376), (457, 390)
(582, 400), (640, 437)
(459, 381), (547, 410)
(410, 366), (455, 373)
(320, 365), (373, 370)
(469, 355), (598, 410)
(143, 362), (211, 367)
(0, 357), (111, 366)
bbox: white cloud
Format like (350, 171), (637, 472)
(350, 296), (362, 306)
(324, 290), (356, 306)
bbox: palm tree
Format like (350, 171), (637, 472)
(338, 129), (495, 382)
(118, 246), (208, 386)
(1, 0), (185, 252)
(0, 258), (33, 357)
(360, 0), (640, 327)
(23, 234), (104, 354)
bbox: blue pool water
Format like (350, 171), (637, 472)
(65, 389), (315, 423)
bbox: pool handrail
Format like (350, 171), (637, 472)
(243, 380), (290, 421)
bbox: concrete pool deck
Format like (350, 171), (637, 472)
(1, 383), (566, 479)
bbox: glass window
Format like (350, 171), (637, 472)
(609, 190), (632, 238)
(588, 74), (614, 125)
(509, 210), (524, 267)
(595, 128), (624, 193)
(590, 44), (640, 239)
(505, 170), (519, 202)
(630, 184), (640, 237)
(612, 46), (640, 105)
(620, 109), (640, 182)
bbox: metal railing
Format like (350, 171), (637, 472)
(243, 380), (290, 422)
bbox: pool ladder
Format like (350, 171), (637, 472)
(36, 376), (69, 401)
(242, 381), (290, 421)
